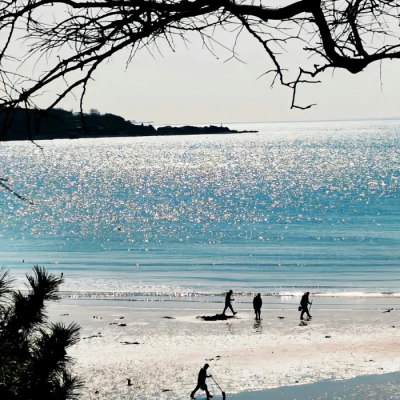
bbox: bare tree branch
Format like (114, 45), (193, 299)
(0, 0), (399, 118)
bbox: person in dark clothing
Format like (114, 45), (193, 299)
(190, 363), (213, 399)
(222, 290), (237, 316)
(300, 292), (312, 320)
(253, 293), (262, 320)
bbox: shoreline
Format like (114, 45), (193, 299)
(59, 295), (400, 312)
(58, 290), (400, 298)
(0, 107), (258, 142)
(56, 289), (400, 302)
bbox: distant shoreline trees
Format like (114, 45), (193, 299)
(0, 108), (156, 140)
(0, 107), (257, 141)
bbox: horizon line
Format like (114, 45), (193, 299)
(149, 116), (400, 126)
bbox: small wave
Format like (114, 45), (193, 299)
(59, 289), (400, 300)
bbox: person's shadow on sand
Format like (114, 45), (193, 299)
(226, 323), (235, 335)
(253, 320), (263, 333)
(197, 314), (236, 321)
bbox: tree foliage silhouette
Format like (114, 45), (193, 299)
(0, 0), (399, 119)
(0, 266), (82, 399)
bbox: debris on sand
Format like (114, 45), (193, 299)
(197, 314), (235, 321)
(118, 323), (127, 327)
(83, 335), (102, 339)
(162, 316), (175, 319)
(120, 341), (139, 345)
(383, 308), (394, 313)
(325, 335), (331, 338)
(206, 355), (222, 362)
(277, 316), (286, 319)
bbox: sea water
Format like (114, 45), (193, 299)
(1, 119), (400, 296)
(230, 372), (400, 399)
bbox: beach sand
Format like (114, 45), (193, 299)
(48, 297), (400, 399)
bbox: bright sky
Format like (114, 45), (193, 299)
(14, 18), (400, 125)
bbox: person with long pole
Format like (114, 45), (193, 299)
(190, 363), (213, 399)
(210, 375), (226, 400)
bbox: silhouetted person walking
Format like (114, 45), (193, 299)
(300, 292), (312, 320)
(222, 290), (237, 316)
(190, 363), (213, 399)
(253, 293), (262, 320)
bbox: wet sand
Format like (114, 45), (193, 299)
(48, 296), (400, 399)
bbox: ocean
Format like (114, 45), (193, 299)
(231, 372), (400, 399)
(1, 119), (400, 297)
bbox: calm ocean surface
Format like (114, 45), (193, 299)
(1, 120), (400, 296)
(231, 372), (400, 399)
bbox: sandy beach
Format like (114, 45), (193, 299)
(46, 296), (400, 399)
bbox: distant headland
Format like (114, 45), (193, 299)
(0, 108), (257, 141)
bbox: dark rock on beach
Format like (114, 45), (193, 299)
(83, 334), (102, 339)
(205, 356), (222, 361)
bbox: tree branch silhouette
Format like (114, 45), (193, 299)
(0, 178), (34, 204)
(0, 0), (399, 119)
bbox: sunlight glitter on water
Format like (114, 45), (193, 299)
(1, 120), (400, 294)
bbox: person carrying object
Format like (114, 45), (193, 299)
(299, 291), (312, 320)
(190, 363), (213, 399)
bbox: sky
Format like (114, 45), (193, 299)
(8, 11), (400, 125)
